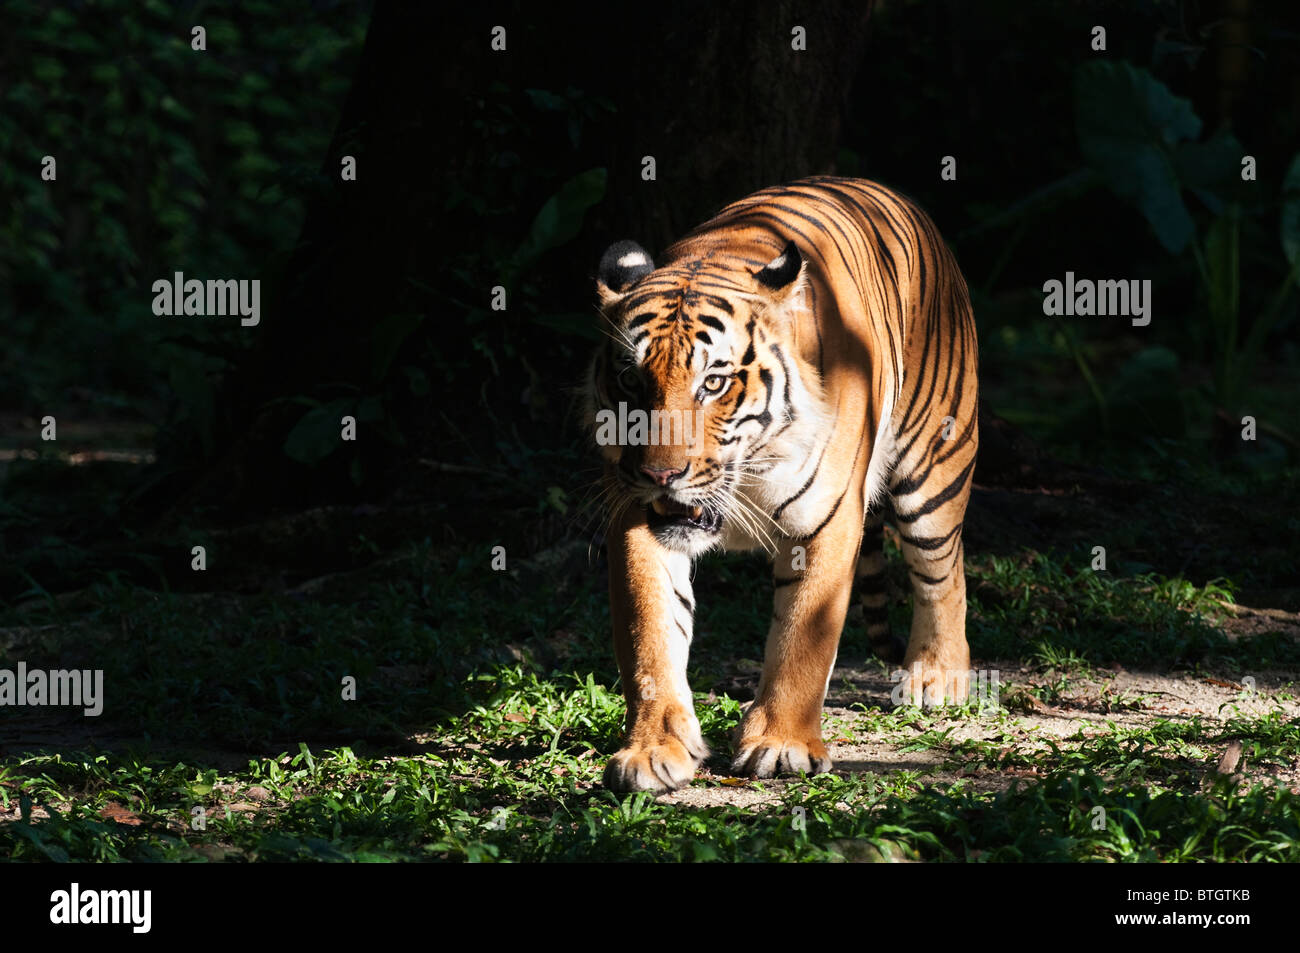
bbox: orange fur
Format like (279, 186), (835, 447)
(586, 177), (979, 792)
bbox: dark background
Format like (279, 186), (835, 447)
(4, 0), (1297, 566)
(1, 0), (1299, 859)
(0, 0), (1294, 868)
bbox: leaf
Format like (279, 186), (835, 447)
(371, 312), (425, 383)
(1174, 127), (1244, 215)
(31, 57), (65, 83)
(545, 486), (568, 515)
(1204, 210), (1240, 332)
(690, 841), (722, 861)
(510, 168), (607, 282)
(223, 120), (261, 149)
(298, 742), (317, 775)
(525, 88), (568, 111)
(99, 801), (144, 826)
(283, 398), (353, 465)
(1075, 62), (1201, 252)
(9, 823), (69, 862)
(402, 364), (430, 397)
(829, 838), (919, 863)
(160, 95), (194, 122)
(91, 181), (129, 204)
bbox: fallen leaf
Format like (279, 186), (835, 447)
(99, 802), (143, 826)
(1202, 676), (1243, 690)
(1215, 740), (1244, 777)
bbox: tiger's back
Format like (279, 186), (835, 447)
(662, 175), (979, 546)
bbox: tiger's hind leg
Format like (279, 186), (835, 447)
(888, 447), (976, 706)
(858, 508), (905, 663)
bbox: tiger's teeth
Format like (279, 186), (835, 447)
(651, 499), (669, 515)
(690, 506), (703, 520)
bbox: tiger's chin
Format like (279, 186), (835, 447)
(645, 498), (724, 556)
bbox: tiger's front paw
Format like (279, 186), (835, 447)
(603, 706), (708, 793)
(732, 734), (833, 779)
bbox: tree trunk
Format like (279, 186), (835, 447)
(155, 0), (874, 517)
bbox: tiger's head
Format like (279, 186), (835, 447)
(584, 238), (829, 556)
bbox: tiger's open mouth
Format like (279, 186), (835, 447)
(646, 497), (723, 534)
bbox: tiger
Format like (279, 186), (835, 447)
(583, 175), (978, 793)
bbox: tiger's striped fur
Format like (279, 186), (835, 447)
(585, 176), (978, 793)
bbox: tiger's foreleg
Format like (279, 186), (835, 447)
(602, 503), (709, 793)
(733, 493), (864, 778)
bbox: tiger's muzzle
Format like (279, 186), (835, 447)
(646, 497), (723, 535)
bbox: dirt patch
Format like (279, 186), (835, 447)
(661, 660), (1300, 811)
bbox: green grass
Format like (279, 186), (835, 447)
(1, 539), (1297, 862)
(968, 550), (1299, 669)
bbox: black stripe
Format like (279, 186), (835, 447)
(796, 401), (870, 541)
(769, 343), (794, 419)
(897, 523), (962, 551)
(893, 456), (976, 524)
(773, 442), (828, 520)
(857, 574), (888, 595)
(741, 317), (757, 364)
(797, 487), (845, 542)
(735, 368), (774, 430)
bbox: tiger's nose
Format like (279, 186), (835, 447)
(640, 464), (685, 486)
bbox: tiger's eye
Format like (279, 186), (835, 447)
(617, 364), (641, 393)
(703, 375), (726, 392)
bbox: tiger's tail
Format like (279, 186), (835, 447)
(858, 509), (904, 663)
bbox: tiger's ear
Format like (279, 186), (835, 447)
(755, 240), (804, 294)
(754, 241), (807, 327)
(596, 240), (655, 308)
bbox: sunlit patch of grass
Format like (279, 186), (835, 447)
(1, 543), (1296, 861)
(967, 550), (1299, 669)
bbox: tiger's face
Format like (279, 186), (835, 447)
(585, 239), (827, 556)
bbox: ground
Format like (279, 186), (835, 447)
(0, 422), (1297, 861)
